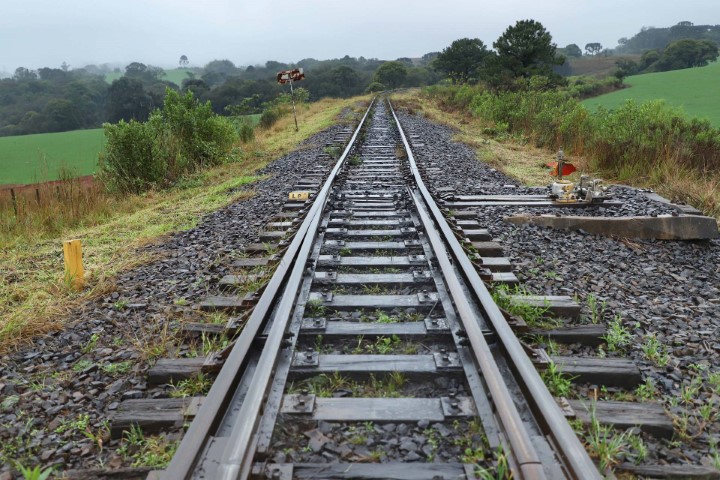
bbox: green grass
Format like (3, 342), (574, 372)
(104, 68), (197, 86)
(583, 62), (720, 127)
(0, 129), (105, 185)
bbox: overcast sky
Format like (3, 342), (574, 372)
(0, 0), (717, 73)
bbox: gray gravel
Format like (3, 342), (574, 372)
(397, 109), (720, 470)
(0, 114), (359, 476)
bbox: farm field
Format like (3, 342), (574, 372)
(104, 67), (198, 86)
(582, 62), (720, 127)
(0, 128), (104, 185)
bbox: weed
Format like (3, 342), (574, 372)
(602, 314), (632, 352)
(323, 145), (343, 159)
(118, 425), (178, 468)
(376, 311), (396, 323)
(709, 370), (720, 395)
(82, 333), (100, 354)
(170, 372), (212, 398)
(586, 294), (607, 324)
(680, 376), (703, 405)
(55, 413), (91, 435)
(362, 284), (386, 295)
(72, 359), (94, 372)
(710, 438), (720, 471)
(473, 447), (510, 480)
(173, 297), (188, 306)
(461, 447), (486, 464)
(541, 360), (574, 397)
(102, 361), (132, 376)
(338, 247), (352, 256)
(491, 284), (551, 327)
(305, 298), (326, 317)
(584, 402), (632, 472)
(113, 300), (128, 311)
(397, 311), (424, 322)
(634, 378), (658, 401)
(641, 334), (670, 367)
(204, 312), (229, 325)
(526, 334), (559, 356)
(14, 464), (53, 480)
(368, 449), (385, 461)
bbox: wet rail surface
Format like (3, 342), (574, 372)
(159, 99), (601, 480)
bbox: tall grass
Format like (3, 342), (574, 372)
(424, 84), (720, 216)
(0, 174), (136, 246)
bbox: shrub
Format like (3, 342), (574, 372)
(238, 122), (254, 143)
(259, 108), (280, 129)
(98, 89), (236, 193)
(365, 82), (385, 93)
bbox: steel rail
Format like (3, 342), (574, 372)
(388, 99), (601, 480)
(162, 98), (375, 480)
(410, 186), (545, 479)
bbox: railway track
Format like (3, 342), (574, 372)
(139, 98), (601, 480)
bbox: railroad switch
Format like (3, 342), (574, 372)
(547, 148), (612, 204)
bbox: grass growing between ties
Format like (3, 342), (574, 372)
(0, 94), (370, 353)
(288, 371), (407, 398)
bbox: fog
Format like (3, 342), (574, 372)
(0, 0), (717, 73)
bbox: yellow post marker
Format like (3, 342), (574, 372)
(63, 239), (84, 291)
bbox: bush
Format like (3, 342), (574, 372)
(365, 82), (385, 93)
(259, 108), (280, 129)
(238, 122), (254, 143)
(99, 89), (237, 193)
(432, 84), (720, 178)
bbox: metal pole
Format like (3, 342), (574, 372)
(289, 78), (298, 132)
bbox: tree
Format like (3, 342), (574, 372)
(43, 99), (82, 132)
(491, 20), (564, 84)
(373, 61), (407, 89)
(640, 49), (661, 70)
(614, 59), (639, 80)
(653, 39), (719, 71)
(179, 55), (189, 67)
(205, 59), (236, 73)
(433, 38), (490, 84)
(13, 67), (37, 81)
(107, 77), (153, 122)
(420, 52), (440, 65)
(585, 43), (603, 56)
(124, 62), (163, 84)
(564, 44), (582, 58)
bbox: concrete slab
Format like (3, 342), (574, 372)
(504, 214), (718, 240)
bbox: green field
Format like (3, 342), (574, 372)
(583, 62), (720, 127)
(105, 68), (196, 86)
(0, 129), (105, 185)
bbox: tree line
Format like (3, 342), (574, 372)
(0, 55), (441, 137)
(2, 18), (717, 137)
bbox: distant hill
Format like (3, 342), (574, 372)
(582, 62), (720, 127)
(616, 22), (720, 54)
